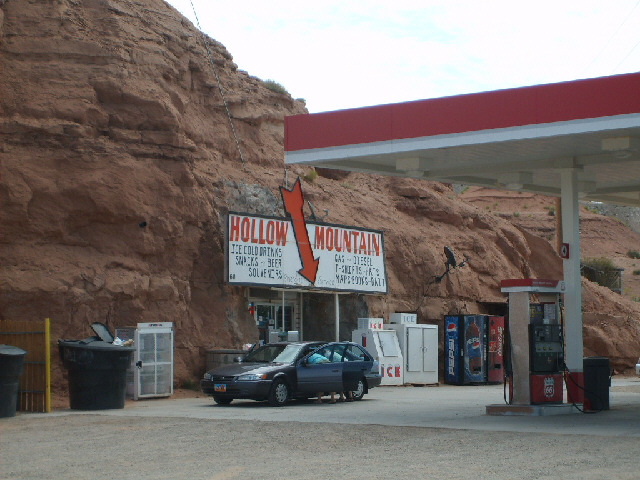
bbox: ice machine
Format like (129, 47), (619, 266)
(352, 318), (403, 386)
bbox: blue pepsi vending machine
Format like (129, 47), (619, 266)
(444, 315), (488, 385)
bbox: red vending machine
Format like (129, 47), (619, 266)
(487, 316), (505, 384)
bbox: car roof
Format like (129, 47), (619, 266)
(262, 341), (361, 347)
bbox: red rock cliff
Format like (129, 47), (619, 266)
(1, 0), (639, 392)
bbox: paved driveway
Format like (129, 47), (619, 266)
(47, 377), (640, 436)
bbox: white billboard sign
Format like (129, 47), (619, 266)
(226, 212), (387, 294)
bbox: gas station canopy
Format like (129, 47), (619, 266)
(285, 72), (640, 207)
(284, 71), (640, 385)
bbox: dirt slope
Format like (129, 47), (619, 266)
(1, 0), (639, 393)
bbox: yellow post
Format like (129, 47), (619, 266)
(44, 318), (51, 413)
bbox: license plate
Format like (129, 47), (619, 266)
(214, 384), (226, 392)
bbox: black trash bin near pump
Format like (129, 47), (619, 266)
(0, 345), (27, 418)
(583, 356), (610, 411)
(58, 322), (134, 410)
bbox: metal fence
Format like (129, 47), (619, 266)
(0, 318), (51, 412)
(581, 263), (624, 295)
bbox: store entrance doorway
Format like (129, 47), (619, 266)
(255, 303), (294, 343)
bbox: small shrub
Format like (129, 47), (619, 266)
(633, 270), (640, 276)
(303, 168), (318, 183)
(584, 204), (599, 214)
(627, 250), (640, 259)
(263, 79), (289, 95)
(582, 257), (617, 271)
(341, 182), (354, 190)
(513, 212), (520, 217)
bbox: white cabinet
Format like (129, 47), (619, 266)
(115, 322), (173, 400)
(386, 323), (438, 385)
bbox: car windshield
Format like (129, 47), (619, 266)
(242, 344), (304, 364)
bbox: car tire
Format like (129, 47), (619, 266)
(268, 378), (289, 407)
(213, 396), (233, 405)
(351, 378), (366, 401)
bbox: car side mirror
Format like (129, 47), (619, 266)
(233, 356), (243, 363)
(300, 358), (309, 367)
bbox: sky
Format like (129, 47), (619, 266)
(165, 1), (640, 113)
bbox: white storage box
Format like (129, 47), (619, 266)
(385, 323), (438, 384)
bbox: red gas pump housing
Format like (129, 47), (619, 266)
(530, 374), (563, 404)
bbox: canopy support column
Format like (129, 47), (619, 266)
(561, 168), (584, 402)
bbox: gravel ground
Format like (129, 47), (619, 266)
(2, 413), (638, 480)
(3, 379), (640, 480)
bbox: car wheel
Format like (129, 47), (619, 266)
(268, 378), (289, 407)
(213, 396), (233, 405)
(352, 378), (366, 401)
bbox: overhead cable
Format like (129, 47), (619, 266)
(189, 0), (247, 170)
(581, 0), (640, 76)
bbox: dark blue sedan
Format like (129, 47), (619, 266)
(201, 341), (381, 406)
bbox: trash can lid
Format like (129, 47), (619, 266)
(90, 322), (115, 343)
(58, 339), (135, 351)
(0, 344), (26, 356)
(584, 356), (609, 366)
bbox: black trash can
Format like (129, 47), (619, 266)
(583, 356), (610, 411)
(0, 345), (27, 418)
(58, 323), (134, 410)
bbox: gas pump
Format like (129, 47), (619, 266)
(528, 323), (563, 403)
(500, 279), (565, 406)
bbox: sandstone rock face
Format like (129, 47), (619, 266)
(2, 0), (639, 392)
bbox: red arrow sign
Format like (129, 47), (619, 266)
(280, 178), (319, 283)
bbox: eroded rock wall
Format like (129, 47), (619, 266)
(1, 0), (639, 393)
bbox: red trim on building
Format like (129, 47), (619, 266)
(500, 279), (560, 289)
(285, 72), (640, 152)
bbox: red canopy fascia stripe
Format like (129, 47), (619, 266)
(285, 72), (640, 152)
